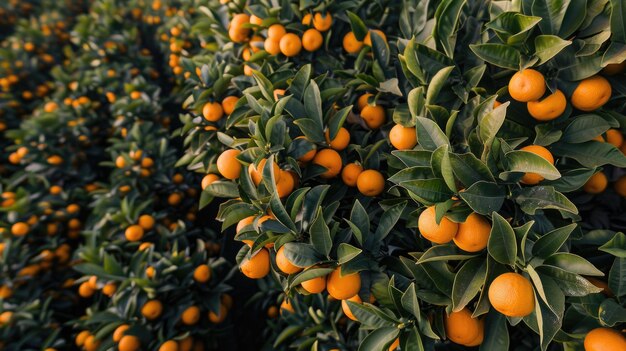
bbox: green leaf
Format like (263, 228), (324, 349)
(532, 224), (577, 258)
(610, 0), (626, 42)
(470, 44), (521, 70)
(544, 253), (604, 276)
(418, 244), (478, 263)
(283, 242), (324, 267)
(599, 299), (626, 326)
(433, 0), (467, 57)
(290, 267), (334, 288)
(452, 258), (487, 312)
(415, 117), (450, 151)
(400, 178), (455, 204)
(310, 208), (332, 257)
(501, 150), (561, 181)
(485, 12), (542, 45)
(358, 327), (399, 351)
(534, 35), (571, 65)
(346, 11), (369, 40)
(536, 265), (602, 296)
(488, 212), (517, 265)
(599, 232), (626, 258)
(459, 182), (505, 215)
(480, 311), (509, 351)
(561, 115), (610, 143)
(304, 80), (324, 129)
(431, 145), (456, 192)
(551, 141), (626, 168)
(337, 243), (362, 265)
(407, 87), (425, 122)
(426, 66), (455, 105)
(450, 153), (495, 186)
(609, 258), (626, 297)
(514, 186), (578, 216)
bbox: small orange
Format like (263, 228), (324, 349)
(356, 170), (385, 196)
(343, 32), (363, 54)
(216, 149), (242, 180)
(202, 102), (223, 122)
(583, 172), (608, 194)
(280, 299), (295, 315)
(236, 216), (255, 234)
(240, 248), (271, 279)
(193, 264), (212, 283)
(444, 308), (484, 346)
(326, 266), (361, 300)
(584, 327), (626, 351)
(229, 14), (251, 43)
(249, 158), (282, 186)
(181, 305), (201, 325)
(250, 15), (263, 26)
(325, 127), (350, 150)
(453, 213), (491, 252)
(357, 93), (373, 111)
(614, 175), (626, 196)
(141, 300), (163, 320)
(208, 304), (228, 323)
(276, 246), (302, 274)
(138, 214), (155, 230)
(527, 89), (566, 121)
(389, 124), (417, 150)
(341, 163), (364, 187)
(201, 174), (220, 190)
(301, 274), (327, 294)
(508, 69), (546, 102)
(112, 325), (129, 342)
(279, 33), (302, 57)
(417, 206), (458, 244)
(125, 225), (144, 241)
(0, 311), (13, 325)
(295, 136), (317, 162)
(313, 12), (332, 32)
(388, 339), (400, 351)
(267, 306), (279, 318)
(168, 193), (183, 206)
(276, 170), (296, 198)
(519, 145), (554, 185)
(341, 294), (362, 321)
(102, 282), (117, 296)
(605, 129), (623, 147)
(159, 340), (179, 351)
(83, 335), (100, 351)
(221, 96), (239, 115)
(364, 29), (387, 46)
(273, 89), (286, 100)
(313, 149), (343, 178)
(361, 105), (386, 129)
(571, 75), (612, 111)
(11, 222), (29, 236)
(302, 13), (312, 25)
(267, 24), (286, 39)
(488, 272), (535, 317)
(118, 335), (140, 351)
(302, 28), (323, 51)
(76, 331), (91, 346)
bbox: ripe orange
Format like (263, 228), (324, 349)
(583, 172), (608, 194)
(83, 335), (100, 351)
(138, 214), (155, 230)
(361, 105), (386, 129)
(78, 281), (95, 298)
(357, 93), (373, 111)
(264, 36), (281, 55)
(276, 170), (296, 198)
(102, 282), (117, 296)
(273, 89), (286, 100)
(118, 335), (141, 351)
(267, 306), (279, 318)
(77, 330), (92, 346)
(313, 12), (332, 31)
(168, 193), (183, 206)
(179, 337), (193, 351)
(249, 158), (282, 186)
(240, 248), (271, 279)
(527, 89), (566, 121)
(229, 14), (251, 43)
(275, 246), (302, 274)
(341, 294), (362, 321)
(125, 225), (144, 241)
(444, 308), (484, 347)
(216, 149), (242, 180)
(508, 69), (546, 102)
(208, 304), (228, 323)
(341, 163), (364, 187)
(519, 145), (554, 185)
(295, 136), (317, 162)
(614, 175), (626, 196)
(417, 206), (458, 244)
(488, 272), (535, 317)
(159, 340), (179, 351)
(267, 24), (286, 39)
(356, 170), (385, 196)
(221, 96), (239, 115)
(326, 266), (361, 300)
(236, 216), (255, 234)
(141, 300), (163, 320)
(280, 299), (295, 315)
(202, 102), (223, 122)
(0, 311), (13, 325)
(279, 33), (302, 57)
(388, 338), (400, 350)
(605, 129), (623, 147)
(453, 213), (491, 252)
(343, 32), (363, 54)
(302, 29), (323, 52)
(301, 274), (327, 294)
(181, 305), (201, 325)
(584, 327), (626, 351)
(112, 325), (129, 342)
(364, 29), (387, 46)
(11, 222), (29, 236)
(47, 155), (63, 165)
(201, 173), (220, 189)
(193, 264), (212, 283)
(325, 127), (350, 150)
(389, 124), (417, 150)
(571, 75), (612, 111)
(313, 149), (342, 178)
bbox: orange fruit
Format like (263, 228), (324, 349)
(276, 170), (296, 198)
(605, 129), (623, 147)
(11, 222), (29, 236)
(614, 175), (626, 196)
(221, 294), (234, 309)
(125, 225), (144, 241)
(527, 89), (566, 121)
(519, 145), (554, 185)
(341, 163), (364, 187)
(302, 29), (323, 52)
(389, 124), (417, 150)
(83, 335), (100, 351)
(273, 89), (287, 100)
(417, 206), (458, 244)
(356, 170), (385, 196)
(301, 274), (327, 294)
(229, 14), (251, 43)
(313, 12), (332, 31)
(445, 308), (484, 346)
(313, 149), (342, 178)
(236, 216), (255, 234)
(138, 214), (155, 230)
(508, 69), (546, 102)
(279, 33), (302, 57)
(267, 306), (279, 318)
(112, 325), (129, 342)
(325, 127), (350, 150)
(193, 264), (212, 283)
(181, 305), (201, 325)
(267, 24), (286, 39)
(102, 282), (117, 296)
(44, 101), (58, 113)
(249, 14), (263, 25)
(357, 94), (373, 111)
(202, 102), (223, 122)
(141, 300), (163, 320)
(343, 32), (363, 53)
(0, 311), (13, 325)
(208, 304), (228, 323)
(388, 339), (400, 351)
(571, 75), (612, 111)
(47, 155), (63, 165)
(584, 327), (626, 351)
(179, 337), (193, 351)
(76, 331), (91, 346)
(302, 13), (312, 25)
(364, 29), (387, 46)
(327, 266), (361, 300)
(249, 158), (282, 186)
(78, 281), (95, 298)
(168, 193), (183, 206)
(341, 294), (362, 321)
(216, 149), (242, 180)
(118, 335), (141, 351)
(146, 266), (156, 279)
(276, 245), (302, 274)
(453, 213), (491, 252)
(221, 96), (239, 115)
(280, 299), (295, 314)
(295, 136), (317, 162)
(583, 172), (608, 194)
(488, 272), (535, 317)
(159, 340), (179, 351)
(240, 248), (271, 279)
(201, 174), (220, 190)
(361, 105), (386, 129)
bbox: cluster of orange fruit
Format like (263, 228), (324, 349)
(115, 149), (156, 178)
